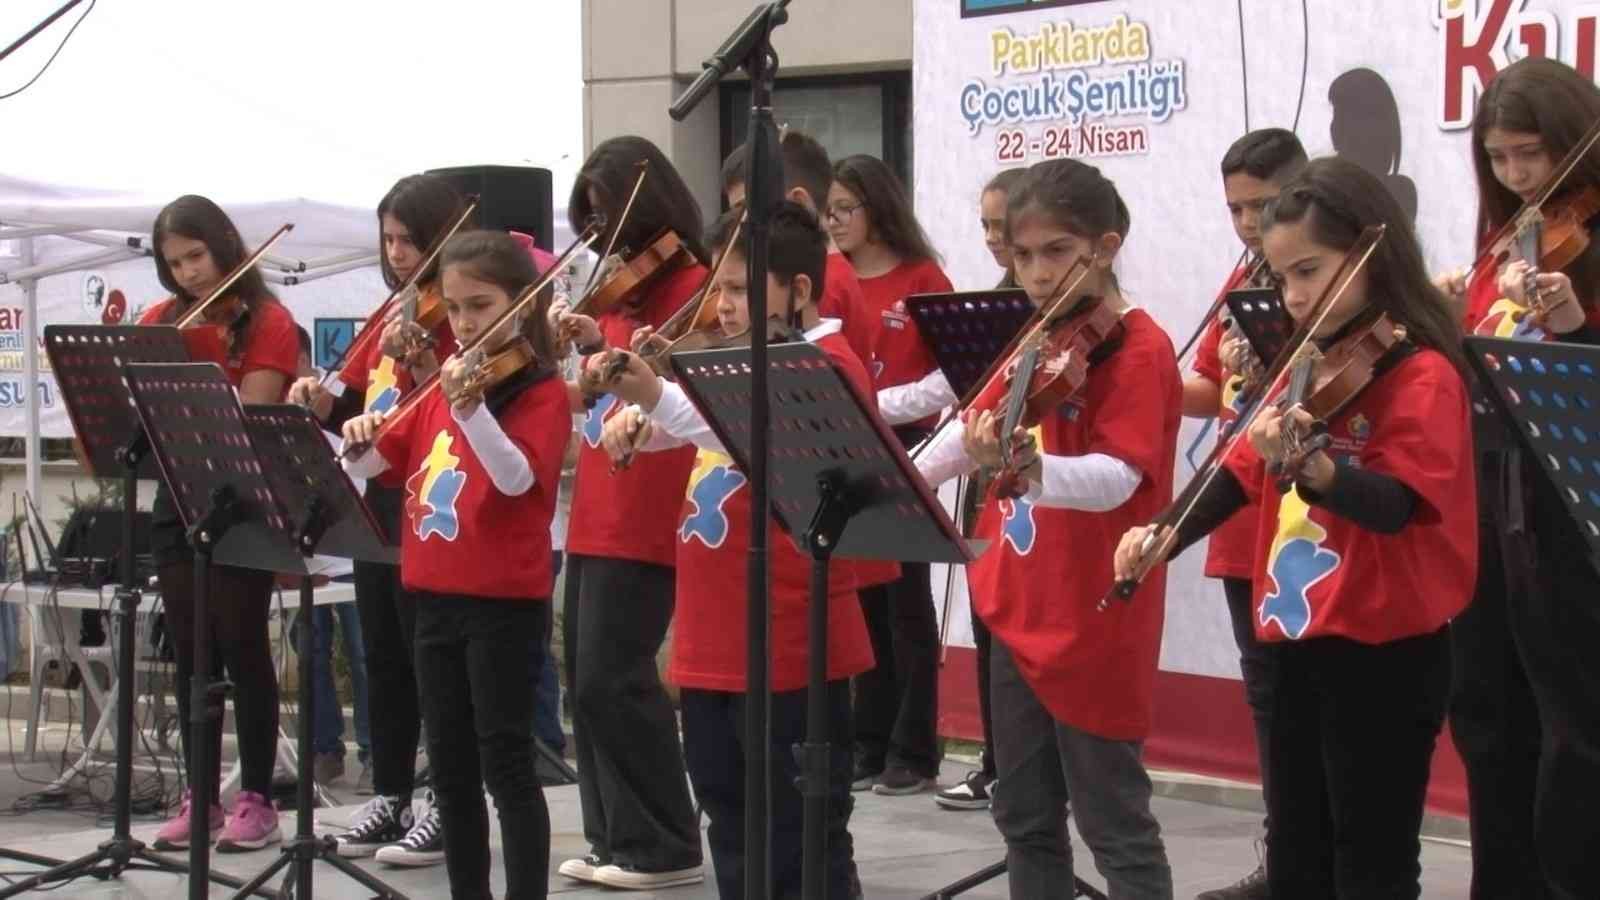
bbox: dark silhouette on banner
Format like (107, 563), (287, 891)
(1329, 68), (1418, 222)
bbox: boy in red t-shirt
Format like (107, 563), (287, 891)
(592, 203), (872, 900)
(1177, 127), (1305, 900)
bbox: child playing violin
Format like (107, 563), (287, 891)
(1181, 127), (1306, 900)
(592, 201), (871, 900)
(1117, 157), (1476, 899)
(916, 158), (1178, 898)
(1435, 56), (1600, 899)
(546, 135), (706, 890)
(341, 230), (569, 900)
(290, 172), (466, 864)
(141, 195), (298, 854)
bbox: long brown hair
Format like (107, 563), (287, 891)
(1472, 56), (1600, 308)
(1264, 158), (1469, 378)
(569, 136), (708, 265)
(151, 195), (272, 358)
(377, 174), (468, 290)
(438, 230), (557, 376)
(831, 154), (943, 266)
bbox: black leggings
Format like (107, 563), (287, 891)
(356, 559), (419, 799)
(158, 561), (279, 801)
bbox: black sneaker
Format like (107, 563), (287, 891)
(333, 795), (411, 858)
(850, 757), (882, 792)
(872, 765), (934, 796)
(592, 862), (705, 889)
(1196, 841), (1268, 900)
(374, 792), (443, 867)
(934, 770), (995, 810)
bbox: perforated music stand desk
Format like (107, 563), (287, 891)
(907, 289), (1034, 399)
(1465, 336), (1600, 571)
(0, 325), (215, 900)
(673, 341), (973, 900)
(122, 362), (403, 900)
(1225, 287), (1292, 366)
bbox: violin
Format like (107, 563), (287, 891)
(445, 338), (540, 407)
(166, 223), (292, 362)
(574, 229), (694, 321)
(988, 295), (1125, 499)
(1271, 312), (1408, 489)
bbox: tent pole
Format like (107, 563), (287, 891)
(19, 238), (40, 507)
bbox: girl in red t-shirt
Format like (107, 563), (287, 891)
(288, 173), (465, 863)
(342, 230), (570, 899)
(1434, 57), (1600, 899)
(826, 153), (952, 794)
(140, 195), (299, 853)
(545, 136), (706, 889)
(1118, 158), (1477, 898)
(918, 158), (1179, 897)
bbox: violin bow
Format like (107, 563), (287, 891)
(576, 160), (650, 303)
(1468, 114), (1600, 280)
(320, 198), (481, 387)
(1174, 246), (1253, 367)
(341, 220), (603, 460)
(1102, 224), (1386, 609)
(653, 212), (746, 354)
(907, 256), (1094, 462)
(173, 223), (294, 329)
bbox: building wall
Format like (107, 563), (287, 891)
(582, 0), (912, 213)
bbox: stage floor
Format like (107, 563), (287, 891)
(0, 713), (1473, 897)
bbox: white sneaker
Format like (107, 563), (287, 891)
(592, 862), (705, 890)
(374, 791), (444, 867)
(558, 853), (606, 883)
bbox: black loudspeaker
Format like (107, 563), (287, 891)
(425, 165), (554, 251)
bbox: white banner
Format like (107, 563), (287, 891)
(915, 0), (1598, 677)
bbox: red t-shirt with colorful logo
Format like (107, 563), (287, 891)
(1225, 348), (1476, 645)
(859, 258), (954, 395)
(821, 252), (878, 375)
(565, 263), (707, 567)
(374, 374), (570, 600)
(967, 309), (1180, 741)
(139, 296), (300, 389)
(1191, 266), (1258, 580)
(668, 331), (876, 693)
(338, 284), (459, 416)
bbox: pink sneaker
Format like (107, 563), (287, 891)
(215, 790), (282, 853)
(152, 790), (224, 851)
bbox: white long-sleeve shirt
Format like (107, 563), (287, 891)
(342, 402), (536, 496)
(914, 418), (1142, 511)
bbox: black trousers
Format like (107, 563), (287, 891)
(1221, 575), (1276, 834)
(414, 592), (551, 900)
(157, 561), (279, 801)
(561, 554), (700, 870)
(1449, 521), (1546, 899)
(971, 599), (996, 778)
(1266, 628), (1451, 900)
(681, 681), (856, 900)
(356, 482), (423, 801)
(853, 562), (941, 777)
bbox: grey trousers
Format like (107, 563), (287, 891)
(990, 639), (1173, 899)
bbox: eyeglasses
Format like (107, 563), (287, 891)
(825, 203), (863, 225)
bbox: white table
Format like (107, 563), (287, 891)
(3, 578), (357, 797)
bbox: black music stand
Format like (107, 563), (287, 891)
(673, 342), (975, 900)
(0, 326), (257, 898)
(1225, 287), (1292, 365)
(123, 363), (404, 900)
(907, 289), (1034, 398)
(1465, 337), (1600, 570)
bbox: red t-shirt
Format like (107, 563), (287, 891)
(967, 309), (1180, 740)
(668, 331), (876, 693)
(374, 373), (570, 600)
(1191, 266), (1258, 580)
(565, 263), (707, 567)
(859, 258), (954, 392)
(139, 296), (299, 391)
(1225, 348), (1476, 645)
(820, 252), (878, 374)
(1462, 257), (1600, 338)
